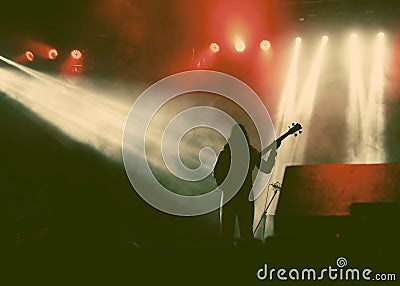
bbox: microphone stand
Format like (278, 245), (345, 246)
(254, 182), (282, 237)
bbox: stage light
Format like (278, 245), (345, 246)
(299, 36), (328, 117)
(71, 49), (83, 60)
(0, 55), (127, 159)
(322, 35), (329, 42)
(234, 36), (246, 52)
(209, 43), (220, 53)
(346, 32), (385, 163)
(61, 50), (84, 75)
(260, 40), (271, 51)
(25, 51), (35, 62)
(277, 37), (302, 132)
(291, 35), (328, 163)
(271, 37), (302, 187)
(48, 49), (58, 60)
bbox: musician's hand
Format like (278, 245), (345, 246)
(276, 139), (282, 149)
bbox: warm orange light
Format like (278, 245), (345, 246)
(48, 49), (58, 60)
(25, 51), (35, 62)
(234, 36), (246, 52)
(260, 40), (271, 51)
(210, 43), (220, 53)
(71, 49), (83, 60)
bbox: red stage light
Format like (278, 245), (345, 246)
(70, 49), (82, 60)
(260, 40), (271, 51)
(48, 49), (58, 60)
(25, 51), (35, 62)
(210, 43), (220, 53)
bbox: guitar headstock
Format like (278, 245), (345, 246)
(261, 122), (303, 154)
(287, 122), (302, 137)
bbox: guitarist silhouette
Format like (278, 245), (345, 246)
(213, 123), (301, 239)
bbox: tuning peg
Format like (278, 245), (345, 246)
(294, 133), (298, 137)
(299, 130), (302, 134)
(288, 126), (290, 129)
(292, 122), (295, 126)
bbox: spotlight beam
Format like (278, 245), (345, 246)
(295, 36), (328, 162)
(263, 38), (302, 217)
(347, 33), (386, 163)
(276, 37), (302, 135)
(0, 55), (129, 158)
(265, 36), (328, 216)
(298, 36), (328, 122)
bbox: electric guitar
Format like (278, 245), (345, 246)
(213, 123), (302, 186)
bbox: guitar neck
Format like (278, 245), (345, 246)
(260, 132), (291, 156)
